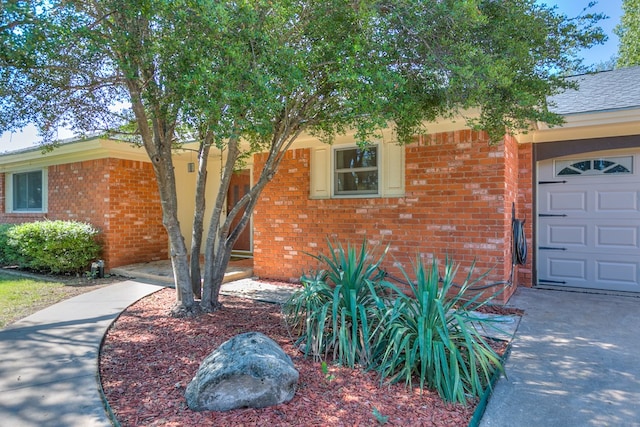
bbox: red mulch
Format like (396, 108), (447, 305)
(100, 287), (489, 426)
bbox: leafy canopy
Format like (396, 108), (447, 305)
(1, 0), (607, 145)
(615, 0), (640, 67)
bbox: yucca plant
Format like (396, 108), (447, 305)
(374, 257), (504, 404)
(282, 270), (334, 359)
(283, 239), (393, 367)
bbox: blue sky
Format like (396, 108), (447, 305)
(544, 0), (622, 65)
(0, 0), (624, 152)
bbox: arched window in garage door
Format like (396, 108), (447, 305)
(555, 156), (633, 176)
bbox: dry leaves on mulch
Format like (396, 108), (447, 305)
(100, 287), (483, 427)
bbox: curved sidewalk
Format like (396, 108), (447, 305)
(0, 280), (164, 427)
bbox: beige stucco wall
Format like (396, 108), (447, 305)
(172, 145), (230, 254)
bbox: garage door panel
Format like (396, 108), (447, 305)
(540, 220), (640, 251)
(540, 253), (640, 292)
(596, 190), (639, 212)
(596, 225), (639, 249)
(547, 257), (587, 280)
(597, 261), (638, 284)
(546, 224), (587, 246)
(546, 191), (587, 212)
(538, 152), (640, 293)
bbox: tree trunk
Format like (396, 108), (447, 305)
(200, 129), (301, 312)
(189, 135), (212, 299)
(125, 80), (199, 317)
(151, 146), (200, 317)
(200, 137), (240, 312)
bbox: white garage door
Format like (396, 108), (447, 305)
(538, 150), (640, 292)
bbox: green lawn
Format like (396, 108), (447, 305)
(0, 273), (72, 328)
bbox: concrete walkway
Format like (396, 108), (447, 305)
(0, 280), (164, 427)
(480, 287), (640, 427)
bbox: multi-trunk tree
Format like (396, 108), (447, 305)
(1, 0), (604, 316)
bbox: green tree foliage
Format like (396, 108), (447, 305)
(0, 0), (605, 315)
(615, 0), (640, 67)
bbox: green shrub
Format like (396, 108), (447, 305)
(283, 239), (394, 367)
(374, 258), (503, 404)
(284, 239), (505, 405)
(6, 220), (101, 274)
(0, 224), (21, 265)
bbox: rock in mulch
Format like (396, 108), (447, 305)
(185, 331), (299, 411)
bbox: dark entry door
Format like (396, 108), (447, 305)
(227, 169), (251, 252)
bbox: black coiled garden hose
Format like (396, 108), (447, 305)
(512, 218), (527, 266)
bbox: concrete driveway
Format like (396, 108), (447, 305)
(480, 287), (640, 427)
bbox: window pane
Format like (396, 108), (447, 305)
(555, 156), (633, 176)
(604, 164), (631, 174)
(335, 147), (377, 170)
(571, 161), (591, 172)
(28, 171), (42, 209)
(336, 170), (378, 193)
(13, 171), (43, 210)
(593, 160), (614, 171)
(557, 168), (580, 176)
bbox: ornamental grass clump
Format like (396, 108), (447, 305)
(374, 258), (504, 404)
(285, 239), (506, 405)
(283, 239), (394, 368)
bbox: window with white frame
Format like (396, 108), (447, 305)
(333, 145), (378, 196)
(9, 170), (46, 212)
(309, 140), (403, 199)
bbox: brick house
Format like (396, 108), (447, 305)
(0, 137), (230, 269)
(0, 140), (169, 268)
(1, 67), (639, 302)
(253, 67), (640, 302)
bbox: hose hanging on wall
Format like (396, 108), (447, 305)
(512, 203), (527, 266)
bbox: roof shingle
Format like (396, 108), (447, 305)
(547, 66), (640, 115)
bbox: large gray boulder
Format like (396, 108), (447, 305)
(185, 332), (299, 411)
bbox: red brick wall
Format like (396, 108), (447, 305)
(253, 130), (522, 302)
(102, 159), (167, 268)
(48, 160), (111, 226)
(517, 142), (534, 287)
(0, 158), (167, 269)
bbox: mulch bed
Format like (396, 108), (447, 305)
(100, 287), (505, 427)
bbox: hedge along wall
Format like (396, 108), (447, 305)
(0, 158), (167, 269)
(252, 130), (525, 303)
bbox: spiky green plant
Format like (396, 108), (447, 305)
(283, 239), (392, 367)
(374, 257), (504, 404)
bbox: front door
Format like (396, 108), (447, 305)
(227, 169), (252, 252)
